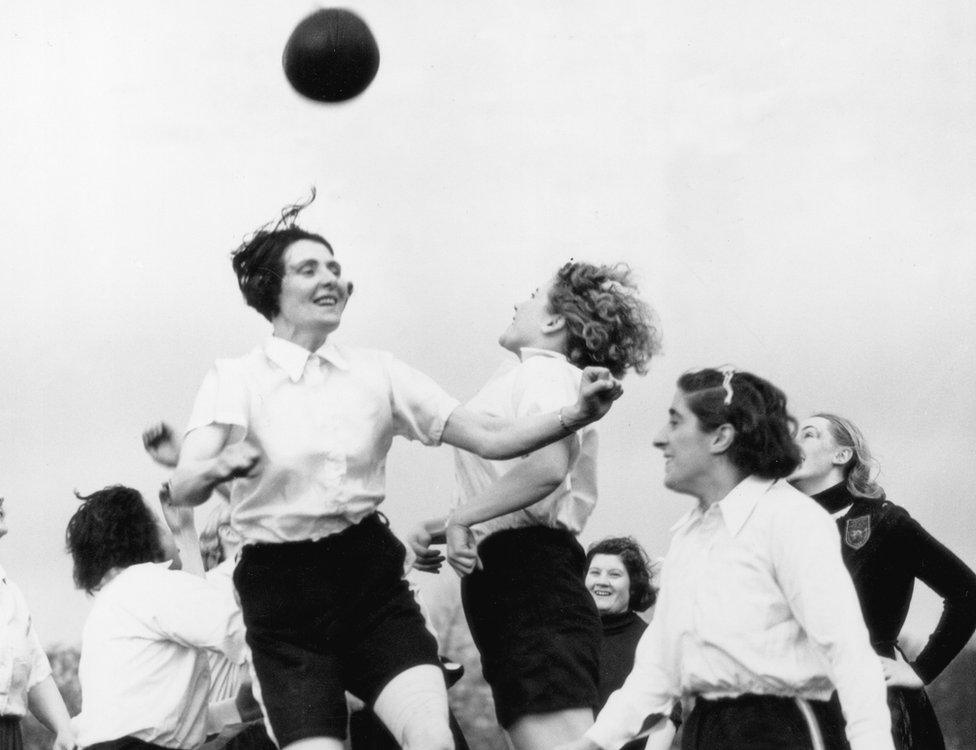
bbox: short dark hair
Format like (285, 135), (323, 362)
(65, 485), (165, 594)
(547, 262), (661, 378)
(585, 536), (657, 612)
(231, 189), (333, 321)
(677, 368), (801, 479)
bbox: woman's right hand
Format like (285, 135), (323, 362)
(407, 524), (445, 573)
(214, 442), (263, 481)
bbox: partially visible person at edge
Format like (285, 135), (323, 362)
(67, 486), (246, 750)
(168, 192), (624, 750)
(556, 367), (893, 750)
(789, 412), (976, 750)
(585, 537), (677, 750)
(409, 261), (659, 750)
(0, 497), (75, 750)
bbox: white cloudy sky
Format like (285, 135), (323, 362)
(1, 1), (974, 647)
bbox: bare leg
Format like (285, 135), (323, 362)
(507, 708), (594, 750)
(281, 738), (344, 750)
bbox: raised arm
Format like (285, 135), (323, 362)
(169, 423), (261, 507)
(440, 366), (621, 459)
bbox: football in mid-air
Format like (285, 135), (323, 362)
(282, 8), (380, 103)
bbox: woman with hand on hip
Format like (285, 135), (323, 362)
(168, 194), (624, 750)
(411, 262), (659, 750)
(789, 413), (976, 750)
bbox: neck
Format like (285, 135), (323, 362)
(272, 321), (332, 352)
(791, 470), (844, 497)
(695, 465), (748, 511)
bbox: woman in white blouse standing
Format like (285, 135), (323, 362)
(169, 194), (624, 750)
(410, 262), (660, 750)
(559, 368), (893, 750)
(0, 497), (75, 750)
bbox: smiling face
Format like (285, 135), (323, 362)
(788, 416), (850, 488)
(498, 279), (564, 355)
(653, 390), (720, 497)
(275, 239), (351, 338)
(586, 553), (631, 614)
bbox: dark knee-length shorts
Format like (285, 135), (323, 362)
(461, 525), (601, 728)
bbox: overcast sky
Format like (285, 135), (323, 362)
(1, 0), (974, 647)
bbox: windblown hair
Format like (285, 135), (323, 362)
(586, 536), (657, 612)
(813, 412), (884, 499)
(547, 262), (661, 378)
(65, 485), (165, 595)
(677, 368), (801, 479)
(199, 503), (232, 572)
(231, 189), (334, 321)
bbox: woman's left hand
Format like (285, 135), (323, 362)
(446, 522), (481, 577)
(880, 652), (923, 689)
(52, 727), (77, 750)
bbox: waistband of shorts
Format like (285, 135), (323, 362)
(240, 512), (391, 562)
(697, 691), (833, 707)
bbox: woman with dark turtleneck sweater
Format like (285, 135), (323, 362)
(585, 537), (678, 750)
(790, 413), (976, 750)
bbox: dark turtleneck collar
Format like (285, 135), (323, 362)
(811, 481), (855, 514)
(600, 609), (640, 634)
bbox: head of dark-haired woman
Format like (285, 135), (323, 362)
(65, 485), (167, 594)
(585, 536), (657, 614)
(653, 368), (801, 499)
(231, 190), (353, 347)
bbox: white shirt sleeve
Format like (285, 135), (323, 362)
(186, 360), (250, 434)
(149, 570), (246, 664)
(25, 621), (53, 691)
(585, 587), (678, 750)
(386, 355), (460, 445)
(771, 502), (893, 750)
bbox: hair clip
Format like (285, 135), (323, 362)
(719, 366), (735, 405)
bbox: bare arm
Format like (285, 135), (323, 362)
(440, 366), (621, 459)
(169, 424), (261, 507)
(28, 676), (75, 750)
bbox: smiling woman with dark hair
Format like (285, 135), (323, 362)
(559, 367), (894, 750)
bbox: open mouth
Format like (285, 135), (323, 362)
(314, 294), (340, 307)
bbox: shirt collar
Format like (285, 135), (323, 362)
(669, 475), (774, 536)
(716, 475), (775, 536)
(264, 336), (350, 382)
(519, 347), (567, 363)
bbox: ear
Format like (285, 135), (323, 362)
(710, 424), (736, 455)
(541, 314), (566, 335)
(832, 447), (853, 467)
(346, 280), (354, 296)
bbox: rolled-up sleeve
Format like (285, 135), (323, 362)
(386, 355), (459, 445)
(185, 360), (249, 434)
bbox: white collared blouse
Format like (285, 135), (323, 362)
(586, 476), (893, 750)
(452, 348), (597, 541)
(187, 336), (460, 544)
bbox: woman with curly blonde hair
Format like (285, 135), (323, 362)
(410, 261), (660, 750)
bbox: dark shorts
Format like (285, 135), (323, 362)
(683, 694), (849, 750)
(233, 514), (440, 746)
(460, 526), (601, 728)
(0, 718), (20, 750)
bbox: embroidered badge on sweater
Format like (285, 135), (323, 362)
(845, 515), (871, 549)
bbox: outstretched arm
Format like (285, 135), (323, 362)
(441, 366), (621, 459)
